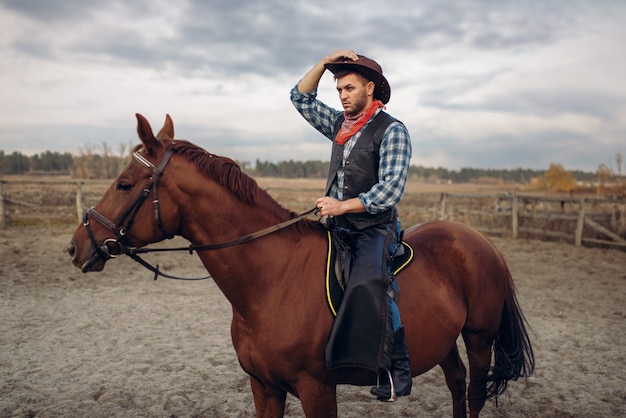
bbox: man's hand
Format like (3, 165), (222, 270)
(323, 49), (359, 65)
(297, 49), (359, 94)
(315, 196), (365, 217)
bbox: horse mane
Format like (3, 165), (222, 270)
(167, 140), (262, 206)
(166, 140), (324, 233)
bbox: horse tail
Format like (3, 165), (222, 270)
(485, 264), (535, 399)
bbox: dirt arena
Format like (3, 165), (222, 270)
(1, 225), (624, 417)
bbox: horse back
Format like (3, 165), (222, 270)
(395, 221), (509, 374)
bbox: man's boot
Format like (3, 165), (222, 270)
(370, 327), (412, 401)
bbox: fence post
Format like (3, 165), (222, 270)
(0, 181), (5, 228)
(511, 190), (518, 239)
(76, 182), (84, 224)
(439, 193), (446, 220)
(575, 198), (585, 247)
(617, 203), (626, 234)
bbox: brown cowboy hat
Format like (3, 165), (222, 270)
(324, 54), (391, 104)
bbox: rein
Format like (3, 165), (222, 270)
(82, 145), (320, 281)
(132, 207), (319, 254)
(126, 207), (318, 280)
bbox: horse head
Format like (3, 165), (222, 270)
(68, 114), (183, 272)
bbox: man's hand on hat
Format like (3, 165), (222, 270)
(325, 49), (359, 64)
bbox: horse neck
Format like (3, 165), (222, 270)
(173, 176), (316, 317)
(193, 216), (321, 319)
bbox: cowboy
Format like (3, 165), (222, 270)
(290, 49), (413, 401)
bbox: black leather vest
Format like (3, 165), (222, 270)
(325, 111), (399, 229)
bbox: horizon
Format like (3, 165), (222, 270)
(0, 147), (604, 175)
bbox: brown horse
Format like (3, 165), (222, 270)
(68, 114), (534, 418)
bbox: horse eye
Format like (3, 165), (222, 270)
(116, 182), (133, 192)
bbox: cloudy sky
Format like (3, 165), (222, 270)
(1, 0), (624, 172)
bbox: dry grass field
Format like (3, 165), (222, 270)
(0, 174), (625, 417)
(1, 175), (513, 228)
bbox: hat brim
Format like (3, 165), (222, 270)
(325, 61), (391, 104)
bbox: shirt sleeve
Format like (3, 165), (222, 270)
(358, 122), (412, 214)
(290, 84), (343, 141)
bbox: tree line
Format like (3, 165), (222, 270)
(249, 159), (598, 185)
(0, 150), (75, 174)
(0, 149), (620, 194)
(0, 144), (131, 178)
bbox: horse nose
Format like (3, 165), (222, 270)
(67, 241), (76, 260)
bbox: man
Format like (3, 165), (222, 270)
(290, 49), (413, 401)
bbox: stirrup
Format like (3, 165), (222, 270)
(374, 368), (396, 402)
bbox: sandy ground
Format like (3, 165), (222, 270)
(1, 225), (625, 417)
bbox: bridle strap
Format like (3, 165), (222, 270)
(140, 150), (171, 237)
(82, 147), (175, 266)
(130, 207), (319, 255)
(87, 149), (174, 240)
(127, 252), (212, 281)
(117, 149), (174, 237)
(86, 207), (116, 232)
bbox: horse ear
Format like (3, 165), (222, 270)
(135, 113), (160, 155)
(156, 114), (175, 140)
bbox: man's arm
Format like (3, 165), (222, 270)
(315, 196), (365, 217)
(297, 49), (359, 93)
(359, 123), (412, 214)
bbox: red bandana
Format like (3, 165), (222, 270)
(334, 100), (385, 145)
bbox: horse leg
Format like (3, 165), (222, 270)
(296, 377), (338, 418)
(439, 343), (467, 418)
(249, 376), (287, 418)
(463, 333), (492, 418)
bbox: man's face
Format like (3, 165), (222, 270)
(336, 73), (374, 116)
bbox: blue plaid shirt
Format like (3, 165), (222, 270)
(290, 85), (412, 214)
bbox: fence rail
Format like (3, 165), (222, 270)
(0, 179), (106, 227)
(412, 191), (626, 249)
(1, 179), (625, 250)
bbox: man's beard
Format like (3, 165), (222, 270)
(345, 93), (369, 117)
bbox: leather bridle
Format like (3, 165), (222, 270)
(83, 148), (174, 262)
(81, 146), (319, 280)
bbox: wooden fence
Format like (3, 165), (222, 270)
(0, 179), (109, 228)
(1, 179), (625, 250)
(404, 191), (626, 249)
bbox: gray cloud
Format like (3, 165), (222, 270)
(1, 0), (108, 21)
(423, 85), (625, 121)
(0, 0), (624, 172)
(4, 0), (575, 76)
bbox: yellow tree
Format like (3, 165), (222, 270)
(544, 163), (577, 192)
